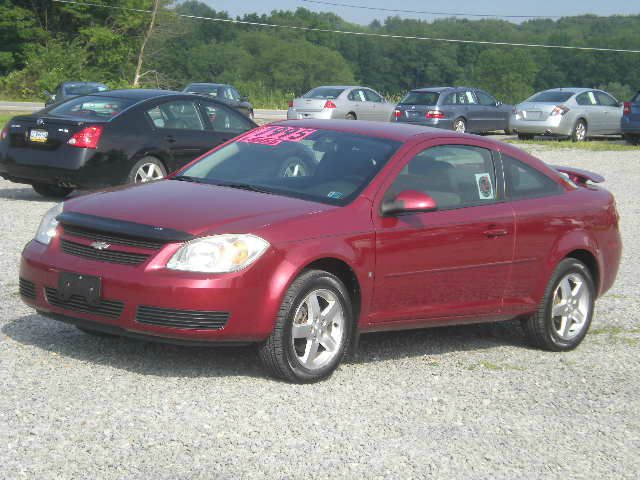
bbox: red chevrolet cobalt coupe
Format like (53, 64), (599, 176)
(19, 120), (621, 382)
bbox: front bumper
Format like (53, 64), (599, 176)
(19, 238), (282, 344)
(509, 115), (571, 136)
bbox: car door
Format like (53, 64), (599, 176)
(145, 99), (213, 170)
(594, 91), (623, 134)
(363, 88), (392, 121)
(200, 101), (255, 144)
(475, 90), (506, 132)
(347, 89), (370, 120)
(460, 90), (481, 132)
(370, 140), (515, 324)
(575, 91), (602, 133)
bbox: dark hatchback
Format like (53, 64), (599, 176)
(622, 91), (640, 145)
(0, 89), (257, 198)
(392, 87), (513, 134)
(183, 83), (254, 119)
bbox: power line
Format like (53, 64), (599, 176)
(300, 0), (563, 19)
(52, 0), (640, 54)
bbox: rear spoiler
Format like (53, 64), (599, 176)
(552, 165), (604, 185)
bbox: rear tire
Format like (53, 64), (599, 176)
(571, 119), (588, 142)
(345, 113), (356, 120)
(258, 270), (353, 383)
(32, 183), (73, 198)
(453, 117), (467, 133)
(522, 258), (595, 351)
(127, 156), (167, 184)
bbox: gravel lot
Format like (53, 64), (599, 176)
(0, 144), (638, 479)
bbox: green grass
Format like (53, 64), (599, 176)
(506, 139), (638, 151)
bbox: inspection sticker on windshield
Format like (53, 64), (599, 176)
(239, 126), (317, 146)
(475, 173), (494, 200)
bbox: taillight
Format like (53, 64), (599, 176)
(426, 110), (445, 119)
(623, 102), (631, 115)
(288, 100), (294, 108)
(67, 125), (103, 149)
(324, 100), (337, 109)
(0, 124), (8, 141)
(393, 109), (402, 118)
(550, 105), (570, 116)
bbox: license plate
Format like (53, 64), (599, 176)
(29, 129), (48, 143)
(58, 272), (102, 306)
(524, 111), (542, 120)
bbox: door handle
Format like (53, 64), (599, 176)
(483, 228), (508, 238)
(164, 135), (176, 143)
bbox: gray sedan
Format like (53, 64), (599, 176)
(287, 86), (395, 122)
(391, 87), (513, 134)
(511, 88), (623, 141)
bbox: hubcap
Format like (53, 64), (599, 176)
(291, 289), (345, 370)
(455, 120), (466, 133)
(551, 272), (591, 341)
(575, 123), (586, 141)
(134, 163), (164, 183)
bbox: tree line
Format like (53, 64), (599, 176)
(1, 0), (639, 107)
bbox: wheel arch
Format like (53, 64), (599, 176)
(346, 112), (357, 119)
(564, 249), (599, 294)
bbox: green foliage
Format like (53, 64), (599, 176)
(1, 1), (639, 108)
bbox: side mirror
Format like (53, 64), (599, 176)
(381, 190), (437, 216)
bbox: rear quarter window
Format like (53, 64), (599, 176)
(502, 154), (563, 200)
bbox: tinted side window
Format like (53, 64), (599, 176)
(364, 89), (383, 103)
(502, 154), (563, 200)
(385, 145), (497, 210)
(443, 93), (457, 105)
(595, 91), (618, 107)
(147, 101), (204, 130)
(576, 92), (597, 106)
(202, 103), (253, 133)
(476, 90), (497, 106)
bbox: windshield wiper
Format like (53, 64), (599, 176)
(214, 182), (274, 194)
(173, 175), (201, 183)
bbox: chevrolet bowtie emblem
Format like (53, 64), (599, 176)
(90, 241), (111, 250)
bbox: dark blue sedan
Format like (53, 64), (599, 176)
(622, 91), (640, 145)
(391, 87), (513, 134)
(45, 82), (109, 106)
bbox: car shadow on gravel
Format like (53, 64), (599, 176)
(3, 313), (528, 377)
(0, 186), (52, 202)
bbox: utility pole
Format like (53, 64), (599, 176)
(133, 0), (161, 87)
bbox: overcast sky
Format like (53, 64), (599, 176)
(202, 0), (639, 25)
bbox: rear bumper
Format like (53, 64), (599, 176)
(19, 238), (282, 344)
(509, 116), (570, 136)
(621, 117), (640, 134)
(392, 117), (454, 130)
(287, 109), (334, 120)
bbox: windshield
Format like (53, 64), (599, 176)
(400, 91), (440, 106)
(185, 84), (221, 97)
(47, 95), (136, 119)
(64, 83), (107, 96)
(527, 91), (575, 103)
(302, 87), (345, 100)
(177, 126), (401, 206)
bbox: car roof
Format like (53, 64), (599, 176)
(185, 83), (228, 88)
(539, 87), (591, 95)
(90, 89), (184, 100)
(310, 85), (369, 90)
(62, 81), (107, 86)
(271, 119), (474, 142)
(411, 87), (455, 92)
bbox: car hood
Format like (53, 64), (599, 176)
(64, 180), (335, 239)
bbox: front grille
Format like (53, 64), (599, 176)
(45, 287), (124, 319)
(61, 239), (150, 266)
(63, 225), (166, 250)
(19, 278), (36, 299)
(136, 306), (229, 330)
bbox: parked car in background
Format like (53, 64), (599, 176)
(511, 88), (623, 141)
(19, 120), (621, 382)
(287, 85), (395, 122)
(44, 82), (109, 106)
(0, 89), (256, 198)
(391, 87), (513, 134)
(622, 91), (640, 145)
(183, 83), (254, 118)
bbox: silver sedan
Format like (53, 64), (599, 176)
(287, 85), (395, 122)
(510, 88), (623, 141)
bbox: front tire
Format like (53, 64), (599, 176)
(32, 183), (73, 198)
(523, 258), (595, 351)
(571, 119), (588, 142)
(258, 270), (353, 383)
(127, 156), (167, 184)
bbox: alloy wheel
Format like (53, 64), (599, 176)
(551, 272), (592, 341)
(575, 122), (587, 141)
(454, 119), (466, 133)
(134, 163), (165, 183)
(290, 288), (345, 370)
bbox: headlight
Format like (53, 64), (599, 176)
(166, 234), (269, 273)
(35, 202), (63, 245)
